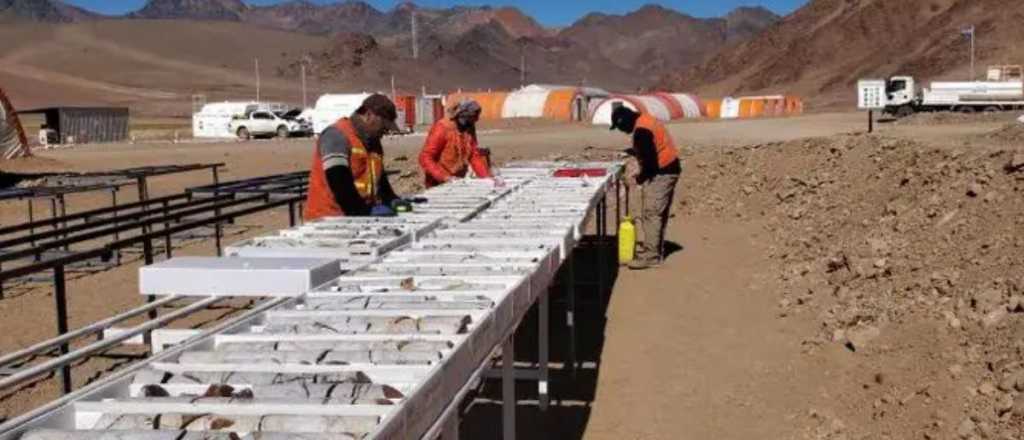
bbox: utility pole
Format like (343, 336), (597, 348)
(961, 25), (976, 80)
(255, 57), (261, 102)
(301, 63), (307, 108)
(411, 10), (419, 59)
(520, 46), (526, 87)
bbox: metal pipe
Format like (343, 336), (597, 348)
(0, 296), (178, 367)
(0, 296), (221, 391)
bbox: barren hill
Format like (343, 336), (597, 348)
(662, 0), (1024, 108)
(559, 5), (779, 81)
(0, 0), (99, 22)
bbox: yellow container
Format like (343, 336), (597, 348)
(618, 216), (636, 264)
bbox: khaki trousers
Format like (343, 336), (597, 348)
(638, 173), (679, 261)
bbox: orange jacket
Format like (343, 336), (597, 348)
(634, 113), (679, 168)
(304, 119), (384, 221)
(419, 119), (491, 188)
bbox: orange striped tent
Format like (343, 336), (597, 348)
(445, 92), (509, 121)
(784, 96), (804, 115)
(703, 99), (723, 119)
(541, 88), (580, 122)
(738, 98), (754, 118)
(750, 99), (766, 118)
(652, 93), (685, 119)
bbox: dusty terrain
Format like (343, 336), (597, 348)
(1, 112), (1023, 439)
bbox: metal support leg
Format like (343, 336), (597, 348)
(288, 201), (296, 228)
(28, 199), (36, 248)
(215, 222), (223, 257)
(502, 337), (516, 440)
(538, 287), (550, 411)
(142, 240), (157, 349)
(567, 250), (577, 377)
(53, 265), (71, 395)
(111, 190), (121, 265)
(58, 195), (68, 251)
(163, 200), (172, 259)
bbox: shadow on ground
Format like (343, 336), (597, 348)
(460, 234), (620, 439)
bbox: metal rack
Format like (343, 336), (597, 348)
(0, 162), (623, 440)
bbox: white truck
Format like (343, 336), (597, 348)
(229, 110), (311, 140)
(879, 65), (1024, 117)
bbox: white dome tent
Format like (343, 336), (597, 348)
(312, 93), (372, 134)
(501, 86), (552, 119)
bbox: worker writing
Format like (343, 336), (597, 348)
(610, 106), (682, 270)
(304, 94), (404, 221)
(419, 100), (492, 188)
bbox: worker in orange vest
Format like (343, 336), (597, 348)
(610, 106), (682, 270)
(419, 100), (492, 188)
(304, 94), (404, 221)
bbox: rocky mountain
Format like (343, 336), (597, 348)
(559, 5), (779, 80)
(130, 0), (248, 20)
(0, 0), (99, 22)
(662, 0), (1024, 106)
(724, 6), (779, 41)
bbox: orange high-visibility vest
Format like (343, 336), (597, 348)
(304, 119), (384, 220)
(634, 113), (679, 168)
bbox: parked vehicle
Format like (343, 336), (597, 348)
(229, 110), (307, 140)
(878, 65), (1024, 117)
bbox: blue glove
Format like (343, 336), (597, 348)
(370, 204), (396, 217)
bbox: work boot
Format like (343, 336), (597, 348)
(628, 255), (661, 271)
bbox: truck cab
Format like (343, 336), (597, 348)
(886, 76), (916, 108)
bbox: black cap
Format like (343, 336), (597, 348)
(609, 105), (637, 131)
(359, 94), (401, 133)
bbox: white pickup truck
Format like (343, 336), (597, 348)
(229, 110), (311, 140)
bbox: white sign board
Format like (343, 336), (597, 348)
(858, 79), (887, 110)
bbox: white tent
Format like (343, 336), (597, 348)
(634, 96), (672, 122)
(591, 98), (641, 126)
(671, 94), (703, 119)
(501, 86), (552, 119)
(720, 97), (741, 119)
(192, 101), (287, 139)
(312, 93), (372, 134)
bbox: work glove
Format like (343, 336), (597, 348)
(370, 204), (396, 217)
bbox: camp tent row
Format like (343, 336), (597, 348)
(443, 86), (803, 125)
(703, 96), (804, 119)
(0, 87), (29, 160)
(447, 85), (612, 123)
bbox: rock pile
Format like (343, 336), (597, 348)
(681, 133), (1024, 439)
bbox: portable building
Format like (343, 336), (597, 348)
(416, 96), (444, 126)
(18, 107), (129, 144)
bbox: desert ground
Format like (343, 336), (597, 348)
(2, 111), (1023, 439)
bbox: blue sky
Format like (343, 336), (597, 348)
(65, 1), (807, 26)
